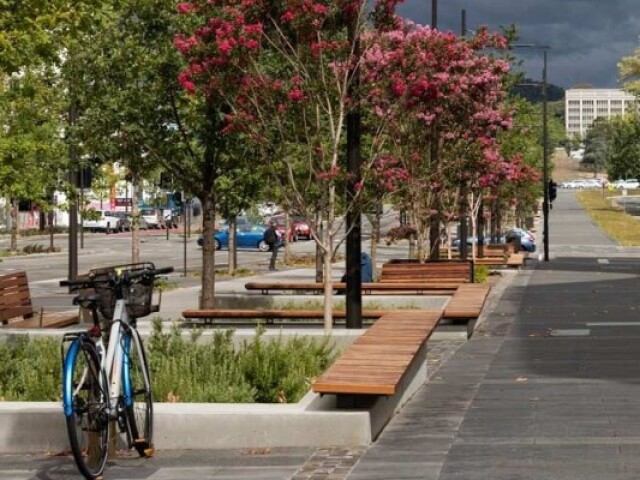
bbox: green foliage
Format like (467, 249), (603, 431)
(474, 265), (490, 284)
(146, 320), (336, 403)
(581, 118), (611, 174)
(236, 326), (336, 403)
(0, 323), (336, 403)
(0, 335), (61, 401)
(606, 114), (640, 180)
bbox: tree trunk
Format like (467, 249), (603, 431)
(131, 177), (140, 264)
(283, 211), (292, 264)
(10, 199), (18, 253)
(429, 213), (440, 260)
(315, 209), (323, 283)
(369, 207), (381, 281)
(228, 217), (236, 275)
(200, 193), (217, 308)
(322, 247), (333, 333)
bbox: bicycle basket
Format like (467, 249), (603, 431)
(89, 262), (155, 320)
(124, 276), (154, 319)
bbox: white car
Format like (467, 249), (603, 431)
(82, 210), (123, 233)
(140, 208), (164, 229)
(618, 179), (640, 190)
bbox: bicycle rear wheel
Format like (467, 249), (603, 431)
(63, 339), (110, 480)
(122, 330), (154, 457)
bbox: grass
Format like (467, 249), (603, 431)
(576, 190), (640, 246)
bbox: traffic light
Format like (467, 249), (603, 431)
(548, 180), (557, 202)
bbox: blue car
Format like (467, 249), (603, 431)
(197, 224), (271, 251)
(453, 227), (536, 253)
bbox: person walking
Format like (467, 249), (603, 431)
(264, 221), (280, 271)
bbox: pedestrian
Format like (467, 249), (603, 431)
(264, 221), (280, 271)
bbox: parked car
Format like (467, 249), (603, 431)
(197, 224), (271, 251)
(82, 210), (124, 233)
(112, 212), (132, 232)
(123, 212), (149, 230)
(615, 179), (640, 190)
(291, 215), (311, 240)
(268, 214), (312, 241)
(504, 227), (536, 252)
(453, 228), (536, 253)
(268, 215), (297, 242)
(140, 208), (164, 229)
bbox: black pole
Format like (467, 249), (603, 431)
(182, 194), (187, 277)
(542, 49), (549, 262)
(346, 18), (362, 329)
(432, 0), (438, 28)
(461, 9), (466, 36)
(79, 168), (84, 249)
(67, 102), (78, 283)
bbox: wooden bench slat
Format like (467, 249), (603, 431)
(0, 271), (78, 328)
(181, 309), (392, 320)
(443, 284), (491, 319)
(312, 310), (442, 396)
(243, 281), (456, 295)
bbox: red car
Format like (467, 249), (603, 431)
(269, 215), (312, 242)
(291, 216), (311, 240)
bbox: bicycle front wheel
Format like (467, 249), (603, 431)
(122, 330), (154, 457)
(63, 339), (110, 480)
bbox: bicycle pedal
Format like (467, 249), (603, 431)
(143, 446), (155, 457)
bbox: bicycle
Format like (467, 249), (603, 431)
(59, 262), (173, 480)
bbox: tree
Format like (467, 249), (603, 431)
(0, 66), (66, 251)
(175, 0), (404, 329)
(582, 118), (611, 176)
(360, 23), (515, 260)
(619, 43), (640, 96)
(607, 115), (640, 180)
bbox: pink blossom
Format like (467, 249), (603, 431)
(287, 88), (305, 102)
(281, 11), (295, 22)
(177, 2), (195, 14)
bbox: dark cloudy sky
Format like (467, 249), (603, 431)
(397, 0), (640, 89)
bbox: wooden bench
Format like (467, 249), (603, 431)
(443, 283), (491, 319)
(379, 260), (474, 286)
(244, 281), (456, 295)
(506, 252), (525, 268)
(181, 308), (395, 325)
(0, 271), (79, 329)
(474, 252), (524, 268)
(312, 310), (442, 396)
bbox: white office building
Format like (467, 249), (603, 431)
(565, 88), (637, 139)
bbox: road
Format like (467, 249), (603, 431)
(0, 209), (406, 310)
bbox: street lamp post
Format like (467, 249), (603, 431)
(542, 49), (549, 262)
(512, 44), (550, 261)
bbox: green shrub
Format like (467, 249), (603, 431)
(148, 321), (336, 403)
(0, 335), (62, 401)
(474, 265), (489, 283)
(0, 323), (336, 404)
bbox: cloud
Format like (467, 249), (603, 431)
(396, 0), (640, 88)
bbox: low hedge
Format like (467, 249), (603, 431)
(0, 320), (336, 404)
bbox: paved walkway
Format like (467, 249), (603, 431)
(6, 189), (640, 479)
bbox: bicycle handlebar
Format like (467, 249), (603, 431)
(60, 266), (174, 289)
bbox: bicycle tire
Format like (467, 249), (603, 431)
(122, 330), (154, 457)
(63, 339), (110, 480)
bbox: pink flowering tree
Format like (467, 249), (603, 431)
(175, 0), (404, 328)
(361, 23), (517, 260)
